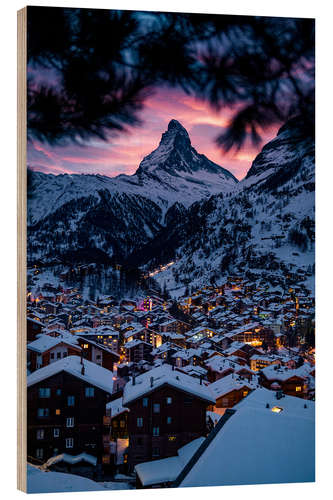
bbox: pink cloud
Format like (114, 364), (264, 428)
(27, 87), (280, 180)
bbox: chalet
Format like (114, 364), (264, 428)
(205, 355), (237, 382)
(27, 335), (82, 372)
(250, 354), (282, 372)
(77, 337), (120, 372)
(27, 356), (114, 469)
(208, 374), (254, 412)
(77, 327), (120, 351)
(122, 364), (215, 470)
(27, 317), (44, 342)
(124, 340), (153, 364)
(171, 348), (204, 368)
(105, 397), (129, 440)
(259, 365), (308, 398)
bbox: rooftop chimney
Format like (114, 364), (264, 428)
(132, 375), (136, 386)
(150, 376), (154, 388)
(81, 364), (85, 375)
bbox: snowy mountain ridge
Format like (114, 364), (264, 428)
(132, 117), (315, 296)
(27, 120), (237, 263)
(28, 119), (237, 226)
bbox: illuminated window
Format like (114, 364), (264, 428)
(168, 435), (176, 442)
(167, 416), (172, 425)
(83, 344), (89, 349)
(271, 406), (283, 413)
(166, 397), (172, 405)
(153, 427), (160, 436)
(142, 398), (148, 407)
(55, 409), (61, 415)
(296, 386), (302, 392)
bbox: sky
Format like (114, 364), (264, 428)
(27, 86), (280, 181)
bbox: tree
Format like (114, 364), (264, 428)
(28, 7), (314, 151)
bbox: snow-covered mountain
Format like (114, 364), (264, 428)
(27, 120), (237, 262)
(136, 117), (315, 296)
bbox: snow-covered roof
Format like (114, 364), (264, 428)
(27, 334), (79, 353)
(234, 387), (315, 419)
(106, 397), (128, 418)
(135, 437), (205, 486)
(27, 355), (113, 394)
(44, 452), (97, 468)
(208, 374), (255, 400)
(261, 364), (309, 381)
(123, 364), (215, 406)
(179, 406), (315, 487)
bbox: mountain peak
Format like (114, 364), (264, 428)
(167, 119), (187, 132)
(136, 118), (238, 183)
(159, 119), (191, 150)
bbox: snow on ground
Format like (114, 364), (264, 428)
(27, 464), (104, 493)
(27, 465), (134, 493)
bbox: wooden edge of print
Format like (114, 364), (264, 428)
(17, 6), (27, 493)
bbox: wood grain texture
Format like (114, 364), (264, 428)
(17, 6), (27, 493)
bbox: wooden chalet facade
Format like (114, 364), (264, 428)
(123, 366), (214, 470)
(27, 357), (114, 471)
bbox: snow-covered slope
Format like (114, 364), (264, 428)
(139, 117), (315, 296)
(28, 119), (237, 226)
(27, 120), (237, 263)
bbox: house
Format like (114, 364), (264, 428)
(124, 339), (153, 364)
(208, 374), (254, 412)
(77, 337), (119, 372)
(27, 317), (44, 342)
(27, 335), (82, 372)
(105, 397), (129, 440)
(259, 365), (308, 398)
(205, 355), (237, 382)
(27, 356), (114, 468)
(250, 354), (281, 372)
(122, 364), (215, 470)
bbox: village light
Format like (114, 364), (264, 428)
(271, 406), (283, 413)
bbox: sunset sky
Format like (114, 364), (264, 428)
(27, 86), (280, 181)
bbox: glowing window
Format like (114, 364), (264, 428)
(296, 386), (302, 392)
(271, 406), (283, 413)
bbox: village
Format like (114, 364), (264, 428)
(26, 263), (315, 488)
